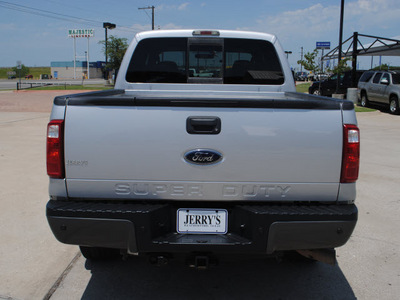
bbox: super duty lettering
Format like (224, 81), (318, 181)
(115, 183), (204, 197)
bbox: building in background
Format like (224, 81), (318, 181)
(50, 61), (105, 79)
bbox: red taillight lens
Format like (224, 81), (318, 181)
(47, 120), (65, 178)
(341, 124), (360, 183)
(192, 30), (220, 36)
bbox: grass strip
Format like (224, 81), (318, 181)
(30, 85), (112, 91)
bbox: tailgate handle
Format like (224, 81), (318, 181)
(186, 116), (221, 134)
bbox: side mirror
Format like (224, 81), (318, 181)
(381, 78), (389, 85)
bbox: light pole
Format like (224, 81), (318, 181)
(285, 51), (292, 59)
(103, 22), (116, 79)
(336, 0), (345, 94)
(85, 51), (89, 79)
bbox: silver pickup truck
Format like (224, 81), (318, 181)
(46, 30), (359, 267)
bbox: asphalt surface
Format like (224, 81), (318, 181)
(0, 90), (399, 300)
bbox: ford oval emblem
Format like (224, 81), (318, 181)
(184, 149), (222, 165)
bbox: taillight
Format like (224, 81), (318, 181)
(47, 120), (65, 179)
(192, 30), (220, 36)
(341, 124), (360, 183)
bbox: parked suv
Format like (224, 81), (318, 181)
(358, 70), (400, 114)
(309, 70), (364, 98)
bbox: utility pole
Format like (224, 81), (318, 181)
(300, 47), (303, 72)
(321, 48), (324, 73)
(139, 6), (155, 30)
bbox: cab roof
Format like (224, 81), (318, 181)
(134, 29), (277, 43)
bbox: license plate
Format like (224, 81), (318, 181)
(177, 209), (228, 234)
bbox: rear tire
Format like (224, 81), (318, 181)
(360, 92), (369, 107)
(80, 246), (119, 261)
(389, 96), (399, 115)
(311, 89), (320, 96)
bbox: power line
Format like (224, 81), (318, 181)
(138, 6), (155, 30)
(40, 0), (139, 33)
(0, 0), (136, 32)
(0, 0), (99, 26)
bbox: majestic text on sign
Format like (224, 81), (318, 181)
(68, 29), (94, 38)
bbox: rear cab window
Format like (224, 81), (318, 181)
(372, 72), (383, 84)
(392, 73), (400, 84)
(126, 37), (284, 85)
(359, 71), (374, 83)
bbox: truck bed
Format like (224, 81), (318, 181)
(51, 89), (355, 203)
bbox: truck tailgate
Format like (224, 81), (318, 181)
(64, 98), (343, 202)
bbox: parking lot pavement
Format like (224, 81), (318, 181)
(0, 90), (92, 113)
(0, 112), (79, 300)
(0, 92), (80, 300)
(0, 90), (399, 299)
(339, 111), (400, 299)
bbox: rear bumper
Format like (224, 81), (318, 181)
(46, 200), (357, 255)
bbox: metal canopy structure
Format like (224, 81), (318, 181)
(322, 32), (400, 60)
(322, 32), (400, 88)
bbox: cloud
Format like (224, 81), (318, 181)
(250, 0), (399, 50)
(125, 22), (184, 32)
(178, 3), (190, 11)
(158, 3), (190, 11)
(346, 0), (400, 32)
(248, 3), (338, 49)
(242, 0), (400, 69)
(0, 23), (17, 31)
(160, 23), (185, 30)
(125, 23), (153, 33)
(353, 0), (389, 12)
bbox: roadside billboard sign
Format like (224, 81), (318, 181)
(316, 42), (331, 49)
(68, 29), (94, 38)
(68, 30), (93, 79)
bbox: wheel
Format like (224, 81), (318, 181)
(360, 93), (369, 107)
(389, 96), (399, 115)
(79, 246), (119, 261)
(311, 89), (320, 96)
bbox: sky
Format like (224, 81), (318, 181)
(1, 0), (399, 71)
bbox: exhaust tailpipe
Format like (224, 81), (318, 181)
(296, 249), (337, 265)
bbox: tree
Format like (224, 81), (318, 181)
(297, 49), (320, 75)
(12, 64), (29, 78)
(327, 57), (351, 75)
(373, 64), (389, 71)
(371, 64), (400, 71)
(99, 35), (128, 71)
